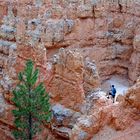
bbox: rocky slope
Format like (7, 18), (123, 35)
(0, 0), (140, 140)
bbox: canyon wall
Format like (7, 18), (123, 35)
(0, 0), (140, 140)
(1, 0), (140, 84)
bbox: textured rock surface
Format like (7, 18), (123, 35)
(0, 0), (140, 82)
(70, 79), (140, 140)
(47, 48), (100, 111)
(124, 77), (140, 110)
(0, 0), (140, 140)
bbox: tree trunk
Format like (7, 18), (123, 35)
(29, 113), (32, 140)
(29, 86), (32, 140)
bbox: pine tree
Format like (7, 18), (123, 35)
(12, 60), (52, 140)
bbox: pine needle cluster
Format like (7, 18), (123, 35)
(12, 60), (52, 140)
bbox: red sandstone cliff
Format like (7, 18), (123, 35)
(0, 0), (140, 140)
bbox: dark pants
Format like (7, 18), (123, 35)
(112, 94), (115, 98)
(109, 92), (115, 98)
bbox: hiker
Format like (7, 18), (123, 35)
(109, 85), (116, 103)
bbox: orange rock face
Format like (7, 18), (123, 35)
(1, 0), (139, 82)
(71, 80), (140, 140)
(47, 48), (100, 111)
(124, 78), (140, 110)
(0, 0), (140, 140)
(48, 48), (86, 111)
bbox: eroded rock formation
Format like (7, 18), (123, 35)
(0, 0), (140, 140)
(70, 78), (140, 140)
(1, 0), (140, 82)
(47, 48), (100, 111)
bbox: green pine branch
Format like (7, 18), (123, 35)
(12, 60), (52, 140)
